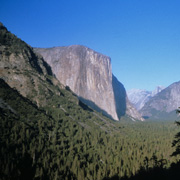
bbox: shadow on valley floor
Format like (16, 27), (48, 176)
(65, 75), (128, 121)
(103, 161), (180, 180)
(78, 96), (115, 120)
(64, 85), (115, 120)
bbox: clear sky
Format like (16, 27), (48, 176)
(1, 0), (180, 91)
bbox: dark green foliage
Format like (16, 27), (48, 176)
(171, 107), (180, 157)
(176, 107), (180, 114)
(103, 158), (180, 180)
(0, 23), (28, 54)
(0, 79), (179, 179)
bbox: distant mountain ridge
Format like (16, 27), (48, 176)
(35, 46), (143, 121)
(140, 81), (180, 120)
(127, 86), (165, 110)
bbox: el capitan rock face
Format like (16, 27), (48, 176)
(35, 46), (143, 121)
(35, 46), (118, 120)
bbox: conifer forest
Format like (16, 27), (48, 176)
(1, 79), (180, 180)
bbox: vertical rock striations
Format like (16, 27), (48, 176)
(35, 45), (118, 120)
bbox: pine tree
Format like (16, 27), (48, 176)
(172, 107), (180, 157)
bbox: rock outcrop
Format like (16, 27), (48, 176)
(0, 22), (62, 107)
(35, 46), (143, 121)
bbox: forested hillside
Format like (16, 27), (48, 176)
(0, 79), (179, 180)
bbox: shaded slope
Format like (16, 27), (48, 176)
(0, 22), (56, 107)
(112, 75), (144, 121)
(112, 75), (126, 119)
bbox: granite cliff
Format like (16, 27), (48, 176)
(35, 46), (118, 120)
(35, 46), (143, 121)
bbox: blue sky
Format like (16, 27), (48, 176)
(1, 0), (180, 91)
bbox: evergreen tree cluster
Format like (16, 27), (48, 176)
(0, 79), (179, 180)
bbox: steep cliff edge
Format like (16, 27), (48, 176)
(112, 75), (144, 121)
(35, 46), (143, 121)
(35, 46), (118, 120)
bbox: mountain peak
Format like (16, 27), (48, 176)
(127, 86), (165, 111)
(140, 82), (180, 120)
